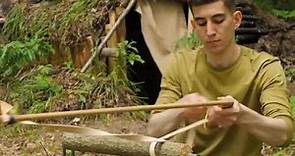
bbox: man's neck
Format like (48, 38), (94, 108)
(205, 43), (241, 69)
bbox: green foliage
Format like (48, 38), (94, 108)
(290, 96), (295, 117)
(114, 41), (144, 94)
(253, 0), (295, 19)
(253, 0), (295, 11)
(175, 32), (202, 51)
(10, 65), (63, 114)
(1, 1), (144, 117)
(272, 9), (295, 20)
(0, 37), (54, 77)
(285, 68), (295, 83)
(28, 10), (51, 38)
(72, 72), (97, 108)
(2, 0), (120, 48)
(91, 41), (145, 117)
(0, 4), (54, 78)
(117, 41), (144, 67)
(285, 68), (295, 77)
(2, 4), (26, 41)
(56, 0), (96, 45)
(290, 96), (295, 105)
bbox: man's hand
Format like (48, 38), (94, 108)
(178, 93), (208, 122)
(0, 114), (13, 124)
(207, 95), (241, 128)
(147, 93), (208, 137)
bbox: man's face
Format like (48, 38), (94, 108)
(191, 1), (241, 54)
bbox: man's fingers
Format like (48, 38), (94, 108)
(217, 95), (233, 100)
(1, 115), (16, 124)
(207, 96), (241, 128)
(217, 96), (235, 108)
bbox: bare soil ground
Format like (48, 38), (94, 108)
(0, 114), (148, 156)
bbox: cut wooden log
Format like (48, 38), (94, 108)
(63, 133), (192, 156)
(101, 48), (117, 57)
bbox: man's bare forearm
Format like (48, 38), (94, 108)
(147, 109), (184, 137)
(148, 93), (208, 137)
(237, 105), (291, 146)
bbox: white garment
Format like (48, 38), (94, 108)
(136, 0), (187, 73)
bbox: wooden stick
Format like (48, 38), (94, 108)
(81, 0), (137, 72)
(160, 119), (208, 140)
(11, 100), (233, 122)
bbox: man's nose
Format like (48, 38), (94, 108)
(206, 22), (216, 37)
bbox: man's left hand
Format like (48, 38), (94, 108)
(207, 95), (242, 128)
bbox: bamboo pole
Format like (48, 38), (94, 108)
(9, 100), (233, 123)
(81, 0), (136, 73)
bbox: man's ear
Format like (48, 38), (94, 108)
(233, 10), (242, 29)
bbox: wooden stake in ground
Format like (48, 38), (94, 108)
(63, 133), (192, 156)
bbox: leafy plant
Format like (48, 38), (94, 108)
(1, 4), (26, 41)
(272, 9), (295, 20)
(0, 37), (54, 77)
(253, 0), (295, 19)
(117, 41), (144, 67)
(285, 67), (295, 82)
(175, 32), (202, 51)
(90, 41), (145, 115)
(10, 65), (63, 114)
(2, 0), (120, 49)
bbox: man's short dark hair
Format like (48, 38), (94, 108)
(188, 0), (236, 13)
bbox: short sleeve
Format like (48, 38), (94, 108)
(259, 59), (293, 141)
(154, 54), (182, 112)
(259, 60), (292, 118)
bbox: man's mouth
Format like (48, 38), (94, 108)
(206, 40), (221, 46)
(207, 40), (221, 43)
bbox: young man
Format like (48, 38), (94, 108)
(147, 0), (293, 155)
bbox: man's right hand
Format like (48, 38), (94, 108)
(147, 93), (208, 137)
(177, 93), (208, 123)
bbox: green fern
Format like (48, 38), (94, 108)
(0, 37), (54, 77)
(10, 65), (63, 114)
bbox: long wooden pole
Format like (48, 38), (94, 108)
(81, 0), (137, 72)
(11, 100), (233, 122)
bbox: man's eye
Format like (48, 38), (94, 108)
(213, 17), (225, 24)
(196, 20), (207, 26)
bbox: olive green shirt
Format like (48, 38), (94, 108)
(156, 45), (293, 156)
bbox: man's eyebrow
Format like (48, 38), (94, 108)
(212, 13), (225, 18)
(194, 13), (226, 20)
(194, 17), (205, 21)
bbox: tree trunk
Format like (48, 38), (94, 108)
(63, 133), (192, 156)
